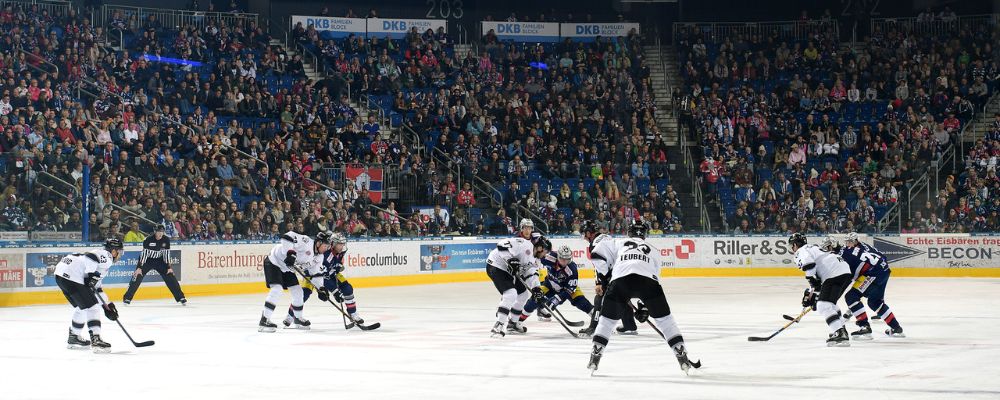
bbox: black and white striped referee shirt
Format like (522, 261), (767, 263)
(139, 235), (171, 266)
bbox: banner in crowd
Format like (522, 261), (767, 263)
(290, 15), (366, 39)
(24, 250), (182, 288)
(560, 23), (641, 41)
(30, 232), (83, 241)
(366, 18), (447, 39)
(0, 253), (24, 288)
(481, 21), (561, 42)
(346, 166), (383, 203)
(0, 232), (28, 241)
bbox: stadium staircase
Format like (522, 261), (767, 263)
(646, 42), (713, 232)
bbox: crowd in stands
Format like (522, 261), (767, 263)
(292, 12), (684, 236)
(676, 11), (999, 234)
(0, 3), (433, 241)
(0, 2), (683, 240)
(2, 2), (998, 240)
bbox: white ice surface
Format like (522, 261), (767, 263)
(1, 278), (999, 400)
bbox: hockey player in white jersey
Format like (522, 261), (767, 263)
(485, 235), (551, 337)
(54, 238), (124, 353)
(577, 220), (639, 336)
(258, 231), (333, 332)
(587, 220), (700, 374)
(789, 233), (854, 346)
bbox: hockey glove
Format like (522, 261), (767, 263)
(316, 288), (330, 302)
(284, 250), (297, 267)
(332, 288), (344, 303)
(634, 301), (650, 323)
(801, 289), (818, 310)
(806, 276), (821, 292)
(531, 287), (545, 303)
(507, 258), (521, 275)
(547, 295), (563, 308)
(330, 263), (344, 276)
(85, 272), (101, 288)
(103, 302), (119, 321)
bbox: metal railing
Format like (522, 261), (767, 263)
(870, 14), (998, 37)
(97, 5), (258, 32)
(1, 0), (70, 16)
(399, 122), (424, 156)
(454, 24), (469, 46)
(685, 148), (711, 233)
(364, 94), (389, 131)
(673, 19), (840, 45)
(876, 113), (973, 232)
(653, 30), (671, 118)
(876, 200), (899, 233)
(15, 48), (59, 77)
(472, 175), (503, 209)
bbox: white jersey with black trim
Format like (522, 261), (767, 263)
(605, 237), (661, 282)
(53, 249), (116, 287)
(795, 244), (850, 283)
(587, 233), (616, 273)
(486, 237), (540, 287)
(267, 232), (325, 284)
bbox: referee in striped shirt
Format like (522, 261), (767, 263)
(123, 224), (187, 305)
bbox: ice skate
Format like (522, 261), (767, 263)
(507, 320), (527, 334)
(587, 343), (604, 375)
(885, 327), (906, 338)
(827, 327), (851, 347)
(850, 324), (873, 340)
(616, 326), (638, 335)
(67, 328), (90, 349)
(283, 316), (311, 330)
(258, 316), (277, 333)
(90, 332), (111, 353)
(674, 345), (702, 375)
(490, 321), (506, 338)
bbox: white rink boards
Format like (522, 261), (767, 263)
(1, 278), (999, 400)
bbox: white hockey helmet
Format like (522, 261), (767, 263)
(332, 232), (347, 245)
(845, 232), (860, 245)
(556, 245), (573, 261)
(820, 237), (839, 252)
(519, 218), (534, 230)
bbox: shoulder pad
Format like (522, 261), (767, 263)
(84, 252), (102, 263)
(86, 251), (110, 264)
(593, 234), (610, 244)
(280, 233), (297, 243)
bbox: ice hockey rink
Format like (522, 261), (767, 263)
(2, 278), (999, 400)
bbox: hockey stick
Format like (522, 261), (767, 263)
(289, 265), (380, 331)
(550, 307), (585, 327)
(628, 301), (702, 369)
(92, 288), (155, 348)
(748, 307), (811, 342)
(514, 275), (580, 338)
(629, 301), (664, 338)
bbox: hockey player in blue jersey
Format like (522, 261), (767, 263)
(832, 233), (905, 339)
(284, 232), (367, 326)
(518, 245), (595, 323)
